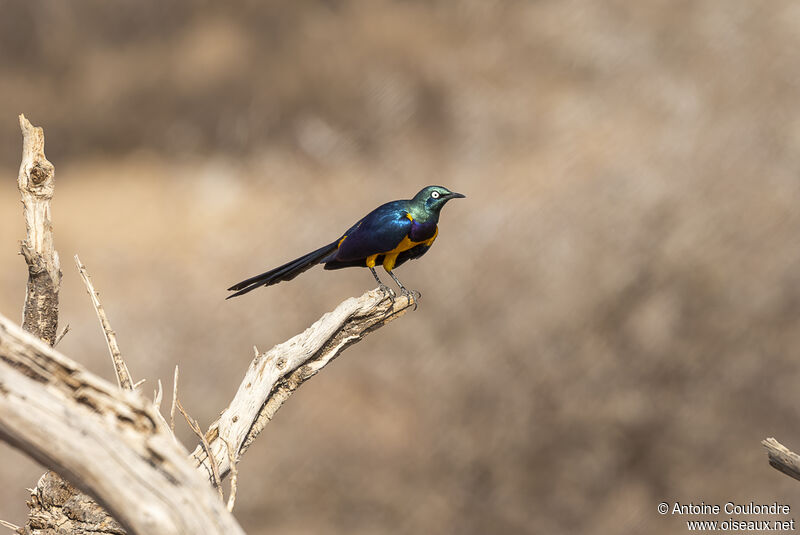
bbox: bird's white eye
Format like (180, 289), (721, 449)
(431, 191), (440, 199)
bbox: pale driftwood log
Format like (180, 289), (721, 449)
(74, 254), (133, 390)
(762, 437), (800, 483)
(17, 114), (60, 346)
(0, 313), (245, 535)
(191, 289), (414, 482)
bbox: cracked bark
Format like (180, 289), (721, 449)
(17, 115), (60, 347)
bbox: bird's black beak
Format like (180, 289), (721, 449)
(445, 192), (466, 200)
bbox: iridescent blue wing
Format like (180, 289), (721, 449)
(327, 200), (411, 263)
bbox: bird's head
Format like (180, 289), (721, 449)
(412, 185), (466, 215)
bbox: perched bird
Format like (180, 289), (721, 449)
(227, 185), (465, 299)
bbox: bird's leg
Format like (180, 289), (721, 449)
(387, 270), (420, 309)
(370, 267), (395, 299)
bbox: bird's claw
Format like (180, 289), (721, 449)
(378, 284), (396, 300)
(398, 287), (420, 311)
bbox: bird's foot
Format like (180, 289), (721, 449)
(377, 283), (396, 301)
(374, 285), (399, 322)
(398, 287), (421, 311)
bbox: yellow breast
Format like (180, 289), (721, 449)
(377, 227), (438, 271)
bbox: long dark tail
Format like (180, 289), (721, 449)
(227, 241), (339, 299)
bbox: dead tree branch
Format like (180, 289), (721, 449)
(177, 399), (224, 501)
(222, 437), (239, 512)
(15, 116), (119, 535)
(15, 114), (97, 535)
(762, 437), (800, 483)
(11, 117), (238, 535)
(0, 520), (20, 533)
(74, 254), (133, 390)
(7, 115), (418, 533)
(0, 313), (245, 535)
(53, 323), (70, 346)
(191, 289), (414, 482)
(17, 114), (60, 346)
(171, 365), (179, 433)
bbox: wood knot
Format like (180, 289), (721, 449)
(30, 163), (51, 185)
(276, 357), (287, 369)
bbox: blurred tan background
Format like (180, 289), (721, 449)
(2, 1), (800, 533)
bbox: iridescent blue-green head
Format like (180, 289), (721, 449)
(409, 185), (465, 221)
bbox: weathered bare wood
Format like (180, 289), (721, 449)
(0, 519), (20, 532)
(0, 313), (245, 535)
(762, 437), (800, 483)
(14, 114), (96, 535)
(171, 365), (179, 433)
(74, 255), (133, 390)
(222, 437), (239, 512)
(177, 399), (224, 501)
(53, 323), (70, 346)
(17, 114), (60, 347)
(9, 115), (418, 533)
(191, 289), (414, 482)
(25, 471), (124, 535)
(16, 115), (127, 535)
(12, 287), (413, 532)
(150, 380), (176, 443)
